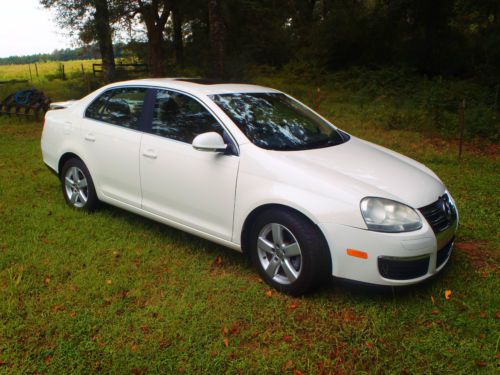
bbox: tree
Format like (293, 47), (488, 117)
(136, 0), (172, 77)
(171, 0), (184, 67)
(208, 0), (225, 78)
(40, 0), (116, 82)
(93, 0), (116, 81)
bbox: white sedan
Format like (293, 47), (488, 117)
(41, 78), (458, 295)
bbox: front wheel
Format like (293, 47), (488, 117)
(249, 208), (331, 295)
(60, 158), (99, 211)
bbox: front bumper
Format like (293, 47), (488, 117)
(319, 215), (458, 286)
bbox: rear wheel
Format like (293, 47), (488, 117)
(60, 158), (99, 211)
(249, 208), (331, 295)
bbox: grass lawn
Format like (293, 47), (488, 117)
(0, 77), (499, 374)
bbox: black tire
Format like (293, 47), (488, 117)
(249, 208), (332, 295)
(60, 158), (99, 211)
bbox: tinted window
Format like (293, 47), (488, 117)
(85, 87), (147, 130)
(211, 93), (348, 151)
(151, 90), (223, 143)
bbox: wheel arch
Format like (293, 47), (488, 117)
(240, 203), (330, 262)
(58, 152), (84, 177)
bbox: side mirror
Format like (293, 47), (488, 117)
(192, 132), (227, 152)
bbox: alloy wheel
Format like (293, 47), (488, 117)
(64, 166), (88, 208)
(257, 223), (302, 285)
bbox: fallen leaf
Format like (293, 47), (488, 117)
(230, 327), (239, 335)
(476, 360), (487, 367)
(288, 303), (298, 310)
(479, 311), (487, 318)
(69, 311), (77, 317)
(223, 337), (229, 347)
(496, 352), (500, 360)
(495, 312), (500, 319)
(430, 296), (435, 305)
(444, 290), (452, 300)
(44, 355), (53, 364)
(222, 327), (229, 334)
(283, 335), (292, 343)
(431, 309), (440, 315)
(131, 344), (138, 352)
(214, 256), (222, 265)
(44, 277), (51, 285)
(0, 360), (8, 366)
(293, 369), (303, 375)
(106, 279), (112, 285)
(282, 360), (293, 371)
(265, 290), (273, 297)
(366, 341), (374, 349)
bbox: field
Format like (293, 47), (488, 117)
(0, 63), (499, 373)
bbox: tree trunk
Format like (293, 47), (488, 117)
(140, 0), (171, 77)
(208, 0), (225, 78)
(172, 1), (184, 67)
(146, 24), (167, 76)
(94, 0), (115, 82)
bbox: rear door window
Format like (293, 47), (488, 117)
(85, 87), (147, 130)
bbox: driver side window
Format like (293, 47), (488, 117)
(151, 89), (223, 143)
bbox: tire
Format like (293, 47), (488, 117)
(60, 158), (99, 211)
(249, 208), (332, 295)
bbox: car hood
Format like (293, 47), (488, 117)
(263, 136), (445, 209)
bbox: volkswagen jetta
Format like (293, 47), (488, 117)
(41, 78), (458, 295)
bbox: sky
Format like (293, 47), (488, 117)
(0, 0), (72, 58)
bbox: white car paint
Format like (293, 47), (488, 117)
(41, 78), (458, 286)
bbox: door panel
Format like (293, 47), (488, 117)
(82, 121), (142, 207)
(140, 89), (239, 240)
(140, 135), (238, 239)
(81, 87), (147, 207)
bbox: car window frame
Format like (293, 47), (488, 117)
(143, 87), (240, 156)
(83, 86), (152, 133)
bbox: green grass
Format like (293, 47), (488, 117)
(0, 74), (499, 374)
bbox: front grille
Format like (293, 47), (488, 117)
(378, 256), (430, 280)
(419, 195), (457, 233)
(436, 238), (454, 268)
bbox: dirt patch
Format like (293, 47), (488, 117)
(455, 241), (499, 274)
(425, 138), (499, 159)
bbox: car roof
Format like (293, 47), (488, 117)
(104, 78), (281, 96)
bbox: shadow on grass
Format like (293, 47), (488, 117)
(95, 202), (456, 303)
(98, 202), (245, 264)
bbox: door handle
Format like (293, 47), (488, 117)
(84, 133), (96, 142)
(142, 149), (157, 159)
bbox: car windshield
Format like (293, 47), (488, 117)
(210, 92), (348, 150)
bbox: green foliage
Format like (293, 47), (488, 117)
(254, 67), (499, 141)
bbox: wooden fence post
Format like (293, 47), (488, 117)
(458, 98), (466, 160)
(315, 87), (321, 112)
(28, 64), (33, 82)
(494, 85), (499, 113)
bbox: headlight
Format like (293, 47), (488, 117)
(360, 197), (422, 233)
